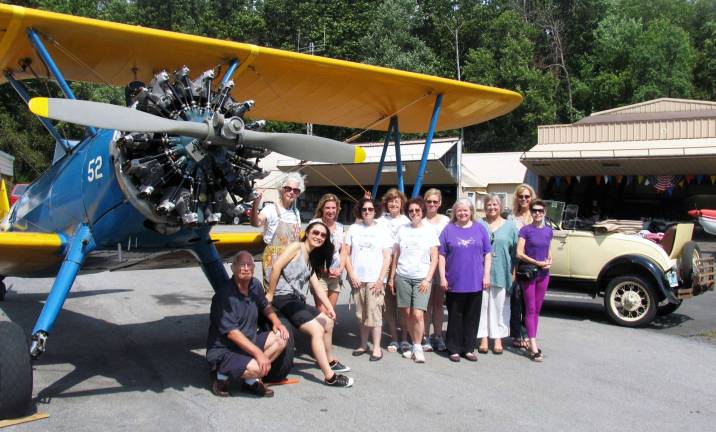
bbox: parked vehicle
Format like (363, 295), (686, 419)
(9, 183), (28, 206)
(545, 201), (714, 327)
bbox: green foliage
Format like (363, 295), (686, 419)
(2, 0), (716, 182)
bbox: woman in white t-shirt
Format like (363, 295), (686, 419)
(422, 188), (450, 352)
(309, 193), (345, 312)
(344, 197), (392, 361)
(389, 197), (439, 363)
(377, 188), (410, 353)
(251, 173), (303, 289)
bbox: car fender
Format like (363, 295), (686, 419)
(597, 254), (674, 302)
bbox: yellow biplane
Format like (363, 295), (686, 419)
(0, 4), (521, 418)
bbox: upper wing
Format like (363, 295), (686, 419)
(0, 5), (521, 133)
(0, 231), (65, 277)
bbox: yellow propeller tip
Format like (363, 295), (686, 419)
(28, 97), (49, 117)
(354, 145), (366, 163)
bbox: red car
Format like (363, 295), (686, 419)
(9, 183), (28, 206)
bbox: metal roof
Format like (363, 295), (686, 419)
(0, 149), (14, 177)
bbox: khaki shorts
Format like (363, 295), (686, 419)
(395, 274), (431, 311)
(317, 275), (342, 294)
(353, 283), (385, 327)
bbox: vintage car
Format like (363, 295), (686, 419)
(544, 201), (714, 327)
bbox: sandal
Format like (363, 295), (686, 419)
(512, 338), (529, 349)
(477, 346), (489, 354)
(527, 350), (544, 362)
(352, 347), (368, 356)
(387, 342), (399, 353)
(492, 346), (503, 355)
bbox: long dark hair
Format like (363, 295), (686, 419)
(301, 221), (334, 276)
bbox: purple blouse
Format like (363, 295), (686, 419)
(519, 224), (553, 275)
(438, 222), (492, 293)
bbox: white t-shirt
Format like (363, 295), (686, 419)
(377, 214), (410, 248)
(309, 218), (344, 269)
(259, 203), (300, 244)
(345, 222), (393, 282)
(423, 214), (450, 238)
(395, 224), (440, 279)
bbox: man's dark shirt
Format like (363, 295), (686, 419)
(206, 276), (269, 366)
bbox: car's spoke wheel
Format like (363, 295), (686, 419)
(679, 241), (701, 288)
(604, 276), (657, 327)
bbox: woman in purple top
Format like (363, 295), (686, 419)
(516, 199), (553, 362)
(438, 198), (492, 362)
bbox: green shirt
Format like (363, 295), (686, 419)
(479, 218), (519, 293)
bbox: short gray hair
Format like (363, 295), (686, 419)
(280, 172), (306, 194)
(450, 198), (476, 223)
(483, 194), (503, 211)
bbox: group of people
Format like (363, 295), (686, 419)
(205, 173), (553, 396)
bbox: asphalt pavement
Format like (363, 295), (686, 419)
(0, 227), (715, 431)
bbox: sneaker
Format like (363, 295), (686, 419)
(399, 341), (411, 353)
(421, 337), (434, 352)
(433, 335), (447, 352)
(402, 347), (414, 359)
(242, 380), (274, 397)
(210, 374), (230, 397)
(329, 360), (351, 373)
(325, 373), (354, 388)
(413, 349), (426, 363)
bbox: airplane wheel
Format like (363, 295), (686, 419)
(262, 316), (295, 383)
(0, 321), (33, 419)
(0, 280), (6, 301)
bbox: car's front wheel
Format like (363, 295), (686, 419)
(604, 275), (658, 327)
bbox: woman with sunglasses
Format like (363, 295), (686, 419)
(267, 221), (354, 387)
(344, 198), (392, 361)
(438, 199), (492, 362)
(516, 199), (553, 362)
(423, 188), (450, 352)
(477, 195), (518, 355)
(310, 194), (345, 312)
(252, 173), (304, 290)
(509, 183), (537, 349)
(390, 197), (439, 363)
(377, 188), (410, 354)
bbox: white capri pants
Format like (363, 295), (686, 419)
(477, 285), (511, 338)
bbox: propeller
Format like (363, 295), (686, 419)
(28, 97), (366, 164)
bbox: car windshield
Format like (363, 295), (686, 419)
(542, 200), (566, 228)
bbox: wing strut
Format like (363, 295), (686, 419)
(30, 224), (96, 357)
(26, 27), (96, 141)
(371, 116), (405, 198)
(411, 94), (443, 198)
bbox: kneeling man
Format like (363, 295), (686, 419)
(207, 251), (290, 397)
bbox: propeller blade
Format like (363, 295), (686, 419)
(28, 97), (366, 164)
(28, 97), (209, 138)
(241, 131), (366, 164)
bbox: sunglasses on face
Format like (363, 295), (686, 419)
(425, 199), (439, 204)
(408, 208), (422, 214)
(309, 229), (327, 239)
(531, 208), (545, 214)
(283, 186), (301, 194)
(361, 207), (375, 213)
(518, 194), (532, 200)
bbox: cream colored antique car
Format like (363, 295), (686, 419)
(545, 202), (714, 327)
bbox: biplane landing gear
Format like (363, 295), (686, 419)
(0, 321), (33, 419)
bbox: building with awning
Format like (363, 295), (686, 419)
(521, 98), (716, 220)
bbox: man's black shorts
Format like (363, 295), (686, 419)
(215, 330), (270, 379)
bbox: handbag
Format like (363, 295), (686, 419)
(516, 262), (539, 282)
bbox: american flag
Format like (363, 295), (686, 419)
(654, 175), (675, 191)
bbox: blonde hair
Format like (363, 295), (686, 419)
(313, 193), (341, 219)
(512, 183), (536, 223)
(381, 187), (407, 215)
(450, 198), (476, 223)
(424, 188), (442, 201)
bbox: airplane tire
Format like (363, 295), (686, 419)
(261, 316), (295, 383)
(0, 321), (33, 419)
(0, 280), (6, 301)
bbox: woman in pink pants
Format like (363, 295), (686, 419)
(516, 200), (553, 362)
